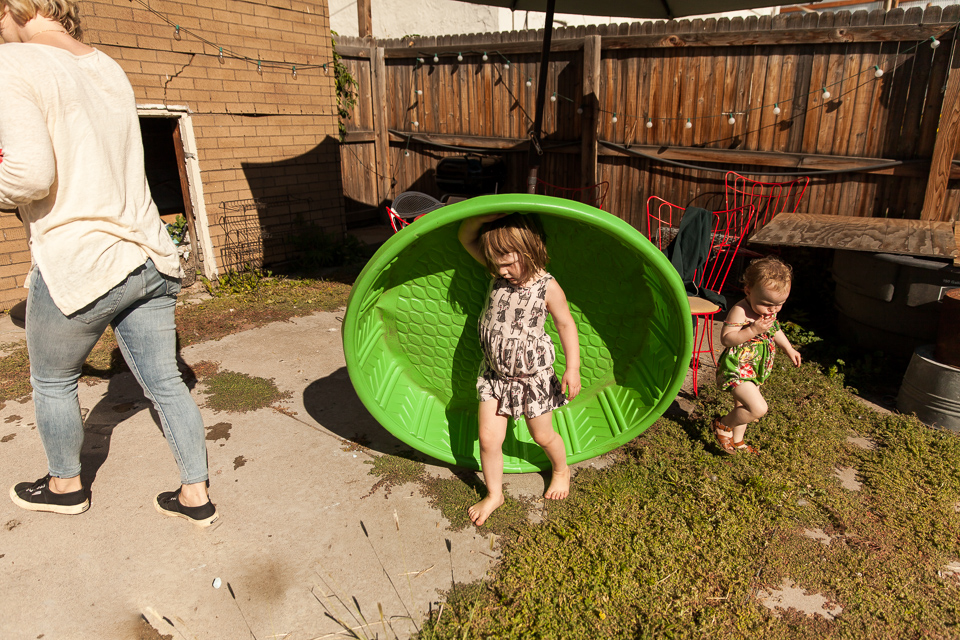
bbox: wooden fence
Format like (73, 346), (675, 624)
(336, 6), (960, 258)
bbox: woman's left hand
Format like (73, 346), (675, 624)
(561, 369), (581, 400)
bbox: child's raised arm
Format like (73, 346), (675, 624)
(546, 279), (581, 399)
(458, 213), (506, 265)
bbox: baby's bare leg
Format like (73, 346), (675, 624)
(720, 382), (768, 441)
(527, 411), (570, 500)
(469, 400), (507, 526)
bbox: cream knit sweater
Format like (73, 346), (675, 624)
(0, 43), (179, 315)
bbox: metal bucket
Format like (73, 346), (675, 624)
(897, 345), (960, 432)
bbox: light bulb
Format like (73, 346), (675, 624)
(404, 150), (410, 157)
(611, 114), (618, 123)
(218, 48), (224, 64)
(550, 93), (557, 102)
(728, 115), (736, 125)
(931, 37), (941, 49)
(773, 104), (781, 115)
(433, 54), (439, 63)
(323, 64), (328, 74)
(482, 52), (488, 61)
(257, 61), (262, 75)
(874, 66), (884, 78)
(416, 89), (422, 95)
(577, 107), (583, 114)
(503, 62), (510, 70)
(526, 78), (532, 87)
(292, 66), (297, 78)
(685, 119), (692, 129)
(646, 119), (653, 129)
(457, 53), (463, 62)
(417, 57), (424, 63)
(174, 25), (181, 41)
(412, 120), (419, 127)
(822, 89), (831, 100)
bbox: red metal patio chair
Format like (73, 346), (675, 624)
(646, 196), (755, 395)
(536, 179), (609, 211)
(723, 171), (809, 237)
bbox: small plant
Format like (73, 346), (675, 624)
(332, 31), (358, 142)
(165, 214), (189, 245)
(202, 265), (273, 297)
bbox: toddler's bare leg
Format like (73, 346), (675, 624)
(720, 382), (768, 441)
(527, 411), (570, 500)
(469, 400), (507, 526)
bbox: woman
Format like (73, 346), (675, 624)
(0, 0), (217, 526)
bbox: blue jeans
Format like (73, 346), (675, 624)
(26, 260), (208, 485)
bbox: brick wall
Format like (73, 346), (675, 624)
(0, 0), (343, 309)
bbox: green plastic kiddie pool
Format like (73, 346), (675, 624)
(343, 194), (692, 473)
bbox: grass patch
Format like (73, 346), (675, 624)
(418, 360), (960, 639)
(202, 370), (291, 413)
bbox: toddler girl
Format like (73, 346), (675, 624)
(714, 256), (801, 454)
(458, 212), (581, 526)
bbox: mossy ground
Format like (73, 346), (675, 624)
(414, 359), (960, 639)
(201, 369), (291, 413)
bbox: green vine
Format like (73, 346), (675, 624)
(332, 31), (358, 142)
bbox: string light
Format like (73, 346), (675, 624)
(173, 25), (181, 40)
(404, 150), (410, 157)
(292, 66), (297, 78)
(773, 103), (781, 115)
(685, 118), (692, 129)
(457, 52), (463, 62)
(503, 60), (510, 70)
(482, 52), (488, 61)
(433, 54), (439, 63)
(412, 120), (419, 127)
(550, 92), (557, 102)
(728, 114), (736, 125)
(874, 65), (884, 78)
(416, 89), (422, 95)
(930, 36), (941, 49)
(257, 60), (262, 75)
(526, 77), (533, 87)
(323, 63), (328, 73)
(821, 87), (831, 100)
(646, 119), (653, 129)
(611, 113), (618, 123)
(218, 47), (223, 64)
(577, 106), (584, 114)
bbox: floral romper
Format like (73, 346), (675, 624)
(716, 318), (782, 390)
(476, 273), (568, 419)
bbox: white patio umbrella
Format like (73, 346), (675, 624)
(453, 0), (818, 190)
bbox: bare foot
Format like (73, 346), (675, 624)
(544, 467), (570, 500)
(468, 494), (504, 526)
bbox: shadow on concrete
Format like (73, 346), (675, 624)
(78, 354), (200, 494)
(302, 366), (413, 456)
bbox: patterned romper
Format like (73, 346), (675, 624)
(476, 273), (568, 419)
(716, 318), (782, 391)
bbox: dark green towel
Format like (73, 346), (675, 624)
(666, 206), (727, 311)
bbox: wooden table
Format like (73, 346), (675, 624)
(748, 213), (958, 260)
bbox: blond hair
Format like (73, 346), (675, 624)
(478, 213), (548, 284)
(2, 0), (82, 40)
(742, 255), (793, 293)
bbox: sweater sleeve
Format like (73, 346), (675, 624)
(0, 60), (56, 207)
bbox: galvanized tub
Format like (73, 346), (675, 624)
(897, 345), (960, 432)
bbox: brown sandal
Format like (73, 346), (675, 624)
(732, 440), (757, 454)
(713, 418), (737, 455)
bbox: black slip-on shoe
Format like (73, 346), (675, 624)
(10, 475), (89, 515)
(155, 488), (219, 527)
